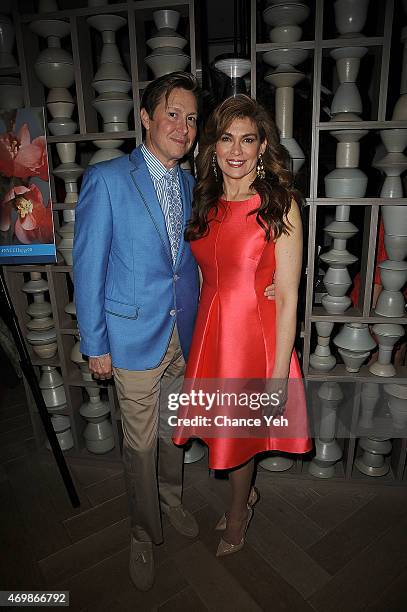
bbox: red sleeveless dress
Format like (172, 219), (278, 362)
(173, 195), (312, 469)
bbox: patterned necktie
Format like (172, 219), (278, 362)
(165, 169), (183, 264)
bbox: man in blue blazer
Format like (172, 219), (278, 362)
(73, 72), (200, 591)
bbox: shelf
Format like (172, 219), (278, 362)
(47, 131), (137, 143)
(53, 203), (77, 210)
(256, 41), (315, 52)
(311, 306), (361, 320)
(5, 265), (49, 272)
(351, 461), (395, 482)
(256, 37), (384, 53)
(368, 309), (407, 322)
(31, 356), (61, 367)
(317, 121), (407, 130)
(311, 307), (407, 324)
(0, 66), (20, 76)
(20, 3), (130, 22)
(306, 364), (407, 383)
(52, 265), (72, 273)
(321, 36), (384, 48)
(60, 327), (79, 335)
(67, 374), (111, 388)
(306, 198), (407, 206)
(20, 0), (190, 22)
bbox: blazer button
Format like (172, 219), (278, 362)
(174, 274), (179, 281)
(170, 309), (176, 316)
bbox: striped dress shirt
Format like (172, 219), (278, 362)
(141, 144), (183, 256)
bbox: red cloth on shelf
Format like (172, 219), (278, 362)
(350, 219), (387, 307)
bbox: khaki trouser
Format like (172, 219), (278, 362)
(113, 326), (185, 544)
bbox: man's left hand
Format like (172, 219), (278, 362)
(264, 281), (275, 300)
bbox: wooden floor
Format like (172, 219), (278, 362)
(1, 380), (407, 612)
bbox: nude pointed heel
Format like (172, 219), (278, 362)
(215, 486), (259, 531)
(216, 507), (253, 558)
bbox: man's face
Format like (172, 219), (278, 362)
(141, 87), (198, 169)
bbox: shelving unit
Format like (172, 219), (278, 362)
(3, 0), (199, 465)
(2, 0), (406, 483)
(252, 0), (407, 482)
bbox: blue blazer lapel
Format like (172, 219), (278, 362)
(175, 168), (192, 269)
(129, 147), (172, 264)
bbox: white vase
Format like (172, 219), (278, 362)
(374, 260), (407, 317)
(263, 45), (308, 174)
(354, 436), (391, 477)
(22, 273), (57, 356)
(308, 383), (343, 479)
(384, 234), (407, 261)
(321, 293), (352, 314)
(330, 48), (367, 119)
(89, 139), (125, 164)
(214, 58), (251, 79)
(145, 47), (190, 78)
(46, 87), (76, 135)
(45, 415), (74, 452)
(30, 20), (74, 88)
(92, 93), (134, 129)
(0, 14), (17, 68)
(39, 366), (67, 410)
(369, 324), (405, 377)
(30, 19), (77, 135)
(358, 383), (380, 430)
(153, 9), (181, 31)
(147, 28), (187, 51)
(334, 0), (370, 36)
(375, 129), (407, 198)
(0, 76), (24, 109)
(80, 392), (115, 454)
(87, 14), (133, 131)
(262, 3), (310, 29)
(333, 322), (376, 352)
(184, 439), (206, 463)
(384, 384), (407, 430)
(53, 143), (84, 204)
(381, 206), (407, 237)
(310, 322), (337, 372)
(323, 266), (352, 297)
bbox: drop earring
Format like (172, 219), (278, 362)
(212, 152), (218, 180)
(256, 153), (265, 180)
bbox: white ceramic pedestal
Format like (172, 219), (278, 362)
(145, 10), (190, 78)
(308, 382), (343, 479)
(30, 18), (77, 135)
(22, 273), (58, 359)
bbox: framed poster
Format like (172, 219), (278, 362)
(0, 107), (56, 264)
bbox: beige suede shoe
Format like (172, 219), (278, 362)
(129, 537), (154, 591)
(165, 505), (199, 538)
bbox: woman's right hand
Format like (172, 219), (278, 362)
(263, 377), (288, 418)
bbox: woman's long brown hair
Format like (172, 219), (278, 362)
(185, 94), (302, 242)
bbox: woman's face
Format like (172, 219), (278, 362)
(215, 116), (266, 182)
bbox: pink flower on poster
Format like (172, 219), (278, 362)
(0, 183), (53, 244)
(0, 122), (49, 181)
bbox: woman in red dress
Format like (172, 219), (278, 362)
(173, 95), (312, 556)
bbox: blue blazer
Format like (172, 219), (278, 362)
(73, 146), (199, 370)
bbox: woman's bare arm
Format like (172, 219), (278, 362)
(272, 199), (303, 379)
